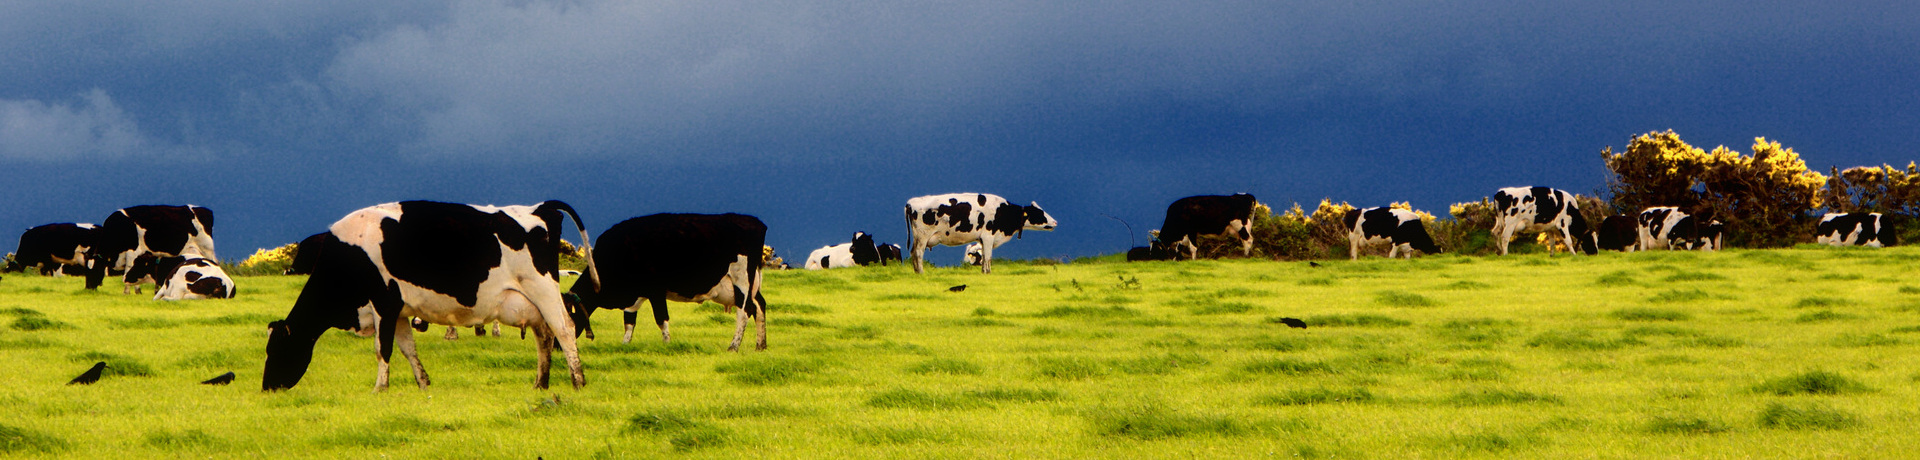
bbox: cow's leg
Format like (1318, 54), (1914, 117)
(649, 295), (672, 343)
(491, 323), (501, 337)
(1349, 236), (1361, 260)
(524, 285), (585, 389)
(622, 309), (638, 344)
(369, 282), (407, 392)
(978, 239), (995, 274)
(443, 325), (457, 340)
(1238, 220), (1254, 257)
(531, 323), (553, 389)
(909, 238), (928, 274)
(474, 325), (486, 336)
(394, 318), (430, 389)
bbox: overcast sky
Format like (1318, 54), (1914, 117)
(3, 0), (1917, 262)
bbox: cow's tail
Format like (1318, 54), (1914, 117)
(540, 200), (601, 292)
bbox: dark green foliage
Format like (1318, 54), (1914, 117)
(1031, 306), (1141, 319)
(11, 316), (69, 331)
(1752, 371), (1873, 396)
(669, 427), (731, 450)
(1298, 277), (1336, 286)
(776, 303), (831, 314)
(1431, 318), (1517, 344)
(1596, 271), (1639, 286)
(866, 389), (991, 410)
(1648, 288), (1710, 303)
(1301, 314), (1411, 328)
(1899, 285), (1920, 295)
(1830, 333), (1901, 347)
(1252, 387), (1376, 406)
(143, 429), (220, 449)
(193, 313), (281, 325)
(1610, 307), (1691, 321)
(1086, 405), (1249, 439)
(849, 427), (952, 445)
(1441, 280), (1492, 290)
(964, 388), (1063, 403)
(1375, 290), (1438, 307)
(1645, 416), (1730, 435)
(1238, 358), (1337, 376)
(1185, 300), (1261, 315)
(873, 293), (939, 301)
(1794, 310), (1858, 322)
(1792, 296), (1852, 309)
(0, 307), (44, 316)
(1112, 352), (1210, 375)
(714, 358), (820, 385)
(1030, 357), (1109, 380)
(906, 358), (983, 375)
(1526, 329), (1644, 351)
(1757, 402), (1860, 430)
(952, 317), (1015, 327)
(71, 351), (153, 377)
(1444, 389), (1562, 406)
(0, 424), (68, 453)
(622, 412), (700, 434)
(837, 325), (882, 340)
(776, 317), (826, 328)
(1661, 271), (1726, 282)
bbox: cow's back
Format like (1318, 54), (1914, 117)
(596, 213), (766, 298)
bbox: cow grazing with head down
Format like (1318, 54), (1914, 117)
(1595, 215), (1640, 252)
(804, 232), (880, 270)
(905, 193), (1057, 274)
(1816, 213), (1893, 247)
(876, 243), (902, 265)
(563, 213), (768, 350)
(11, 223), (98, 276)
(85, 205), (216, 292)
(151, 254), (236, 300)
(1342, 207), (1440, 259)
(1491, 187), (1597, 255)
(1157, 194), (1257, 260)
(262, 200), (598, 392)
(1692, 220), (1726, 251)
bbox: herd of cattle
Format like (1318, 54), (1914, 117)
(1, 187), (1900, 392)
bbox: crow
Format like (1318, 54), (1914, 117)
(948, 284), (967, 292)
(68, 362), (107, 385)
(1276, 317), (1308, 329)
(1308, 262), (1321, 268)
(201, 371), (235, 385)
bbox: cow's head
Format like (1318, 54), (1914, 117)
(849, 232), (880, 265)
(263, 319), (323, 391)
(563, 287), (599, 339)
(1023, 202), (1057, 232)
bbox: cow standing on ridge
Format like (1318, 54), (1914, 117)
(563, 213), (768, 350)
(1157, 194), (1257, 260)
(1490, 187), (1597, 255)
(85, 205), (216, 292)
(1343, 207), (1440, 259)
(904, 193), (1057, 274)
(262, 200), (598, 392)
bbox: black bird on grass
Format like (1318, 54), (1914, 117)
(948, 284), (967, 292)
(1276, 317), (1308, 329)
(68, 362), (107, 385)
(202, 371), (235, 385)
(1308, 262), (1321, 268)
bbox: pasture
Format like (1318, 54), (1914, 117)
(3, 247), (1919, 458)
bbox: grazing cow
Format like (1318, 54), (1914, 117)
(84, 205), (216, 292)
(151, 254), (236, 300)
(1595, 215), (1640, 252)
(283, 232), (329, 275)
(1157, 194), (1257, 260)
(12, 223), (98, 277)
(262, 200), (598, 392)
(1342, 207), (1441, 259)
(1636, 207), (1701, 251)
(1692, 220), (1725, 251)
(1816, 213), (1892, 247)
(803, 232), (880, 270)
(876, 243), (902, 265)
(1490, 187), (1597, 255)
(905, 193), (1057, 274)
(563, 213), (768, 350)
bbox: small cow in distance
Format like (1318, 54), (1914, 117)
(905, 193), (1057, 274)
(564, 213), (768, 351)
(964, 243), (985, 266)
(1637, 207), (1697, 251)
(1816, 213), (1894, 247)
(85, 205), (216, 292)
(11, 223), (98, 276)
(1595, 215), (1639, 252)
(1691, 220), (1725, 251)
(1157, 194), (1257, 260)
(263, 200), (597, 392)
(1343, 207), (1440, 259)
(151, 254), (236, 300)
(876, 243), (903, 265)
(1491, 187), (1597, 255)
(804, 232), (881, 270)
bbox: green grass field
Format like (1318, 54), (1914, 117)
(3, 247), (1919, 458)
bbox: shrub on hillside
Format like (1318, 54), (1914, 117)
(1601, 131), (1829, 248)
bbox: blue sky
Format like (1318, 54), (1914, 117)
(3, 0), (1917, 263)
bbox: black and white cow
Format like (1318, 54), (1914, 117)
(1491, 187), (1597, 255)
(1342, 207), (1441, 259)
(11, 223), (98, 276)
(1157, 194), (1257, 260)
(963, 243), (984, 266)
(283, 232), (329, 275)
(1595, 215), (1640, 252)
(84, 205), (216, 292)
(804, 232), (880, 270)
(563, 213), (767, 350)
(1636, 207), (1702, 251)
(1691, 220), (1726, 251)
(151, 254), (236, 300)
(262, 200), (598, 392)
(1816, 213), (1893, 247)
(876, 243), (902, 265)
(905, 193), (1057, 274)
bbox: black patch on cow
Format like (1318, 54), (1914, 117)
(920, 209), (939, 226)
(937, 202), (975, 233)
(376, 201), (517, 308)
(987, 203), (1027, 237)
(1596, 215), (1638, 251)
(1529, 187), (1563, 225)
(817, 255), (831, 268)
(1355, 208), (1400, 240)
(285, 232), (329, 275)
(976, 194), (987, 206)
(188, 276), (229, 298)
(1024, 205), (1050, 226)
(567, 213), (767, 334)
(849, 232), (880, 266)
(876, 244), (902, 265)
(1126, 246), (1169, 261)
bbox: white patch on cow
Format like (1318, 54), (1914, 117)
(1816, 213), (1883, 248)
(804, 243), (856, 270)
(964, 243), (983, 265)
(1637, 207), (1690, 250)
(1347, 208), (1425, 259)
(152, 254), (235, 301)
(904, 193), (1058, 274)
(1491, 186), (1590, 256)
